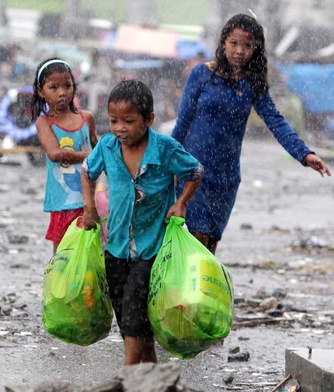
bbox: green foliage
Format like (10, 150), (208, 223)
(81, 0), (125, 21)
(6, 0), (208, 25)
(5, 0), (64, 13)
(155, 0), (207, 25)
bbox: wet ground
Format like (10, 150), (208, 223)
(1, 132), (334, 392)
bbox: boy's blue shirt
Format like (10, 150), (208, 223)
(84, 127), (201, 260)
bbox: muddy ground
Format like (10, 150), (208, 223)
(0, 132), (334, 392)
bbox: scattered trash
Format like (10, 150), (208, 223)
(266, 304), (285, 317)
(260, 296), (278, 311)
(270, 374), (300, 391)
(223, 372), (235, 384)
(272, 288), (287, 299)
(8, 234), (29, 244)
(227, 351), (250, 362)
(228, 346), (240, 354)
(240, 223), (253, 230)
(299, 236), (328, 249)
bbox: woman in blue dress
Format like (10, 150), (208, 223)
(172, 14), (331, 254)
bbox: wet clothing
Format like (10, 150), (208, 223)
(105, 251), (155, 340)
(172, 62), (313, 240)
(43, 111), (93, 212)
(83, 127), (203, 261)
(45, 208), (83, 243)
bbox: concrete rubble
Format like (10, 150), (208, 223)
(285, 348), (334, 392)
(5, 362), (203, 392)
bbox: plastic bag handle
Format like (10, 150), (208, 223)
(75, 216), (107, 229)
(165, 216), (185, 226)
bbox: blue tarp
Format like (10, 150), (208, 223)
(276, 63), (334, 114)
(176, 39), (212, 60)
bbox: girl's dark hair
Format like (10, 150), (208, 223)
(213, 14), (268, 97)
(108, 79), (154, 121)
(31, 57), (78, 120)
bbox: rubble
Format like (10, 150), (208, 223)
(5, 363), (201, 392)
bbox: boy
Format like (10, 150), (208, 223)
(81, 80), (203, 365)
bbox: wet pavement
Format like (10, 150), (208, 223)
(0, 132), (334, 391)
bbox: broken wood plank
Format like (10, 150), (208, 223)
(270, 374), (293, 392)
(232, 317), (287, 328)
(0, 146), (42, 154)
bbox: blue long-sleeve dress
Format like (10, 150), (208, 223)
(172, 62), (313, 240)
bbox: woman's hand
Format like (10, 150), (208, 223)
(304, 154), (331, 177)
(166, 199), (186, 219)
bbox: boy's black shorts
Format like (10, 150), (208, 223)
(105, 251), (156, 340)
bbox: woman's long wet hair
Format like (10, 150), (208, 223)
(212, 14), (269, 97)
(31, 57), (78, 120)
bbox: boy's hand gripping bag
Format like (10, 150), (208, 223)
(148, 216), (234, 360)
(42, 217), (113, 346)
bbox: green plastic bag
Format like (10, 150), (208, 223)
(148, 216), (234, 360)
(42, 217), (113, 346)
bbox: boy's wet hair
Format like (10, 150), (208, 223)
(213, 13), (268, 97)
(31, 57), (78, 120)
(108, 80), (154, 121)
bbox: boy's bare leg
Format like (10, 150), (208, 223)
(141, 338), (157, 363)
(124, 336), (143, 365)
(124, 336), (157, 365)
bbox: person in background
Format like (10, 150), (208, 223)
(172, 13), (331, 255)
(181, 50), (207, 82)
(81, 80), (203, 365)
(31, 57), (98, 254)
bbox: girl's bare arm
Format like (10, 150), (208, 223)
(36, 116), (91, 164)
(82, 110), (98, 148)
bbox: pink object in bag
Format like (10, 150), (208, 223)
(95, 174), (109, 248)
